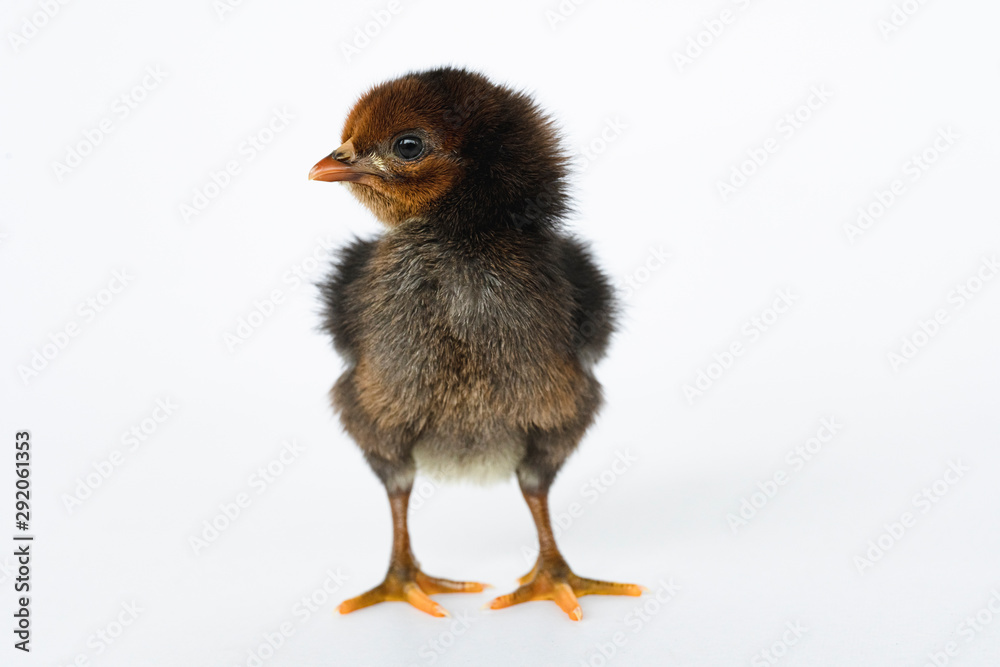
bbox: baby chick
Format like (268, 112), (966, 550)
(309, 66), (642, 620)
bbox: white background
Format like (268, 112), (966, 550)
(2, 0), (1000, 665)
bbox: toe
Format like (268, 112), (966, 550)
(573, 576), (645, 598)
(517, 560), (540, 585)
(488, 582), (542, 610)
(416, 572), (491, 594)
(403, 583), (450, 617)
(552, 582), (583, 621)
(338, 584), (391, 614)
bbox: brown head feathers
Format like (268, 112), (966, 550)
(318, 67), (572, 233)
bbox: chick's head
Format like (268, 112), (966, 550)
(310, 67), (570, 230)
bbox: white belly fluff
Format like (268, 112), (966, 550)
(411, 427), (526, 484)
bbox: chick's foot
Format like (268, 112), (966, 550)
(338, 566), (490, 618)
(489, 556), (644, 621)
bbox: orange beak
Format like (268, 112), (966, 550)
(309, 139), (371, 183)
(308, 155), (368, 182)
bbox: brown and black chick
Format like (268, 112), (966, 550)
(309, 66), (642, 620)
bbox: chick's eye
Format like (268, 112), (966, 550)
(394, 136), (424, 160)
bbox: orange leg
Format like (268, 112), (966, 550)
(338, 490), (490, 617)
(489, 489), (644, 621)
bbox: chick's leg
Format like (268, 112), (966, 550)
(490, 477), (644, 621)
(338, 462), (489, 618)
